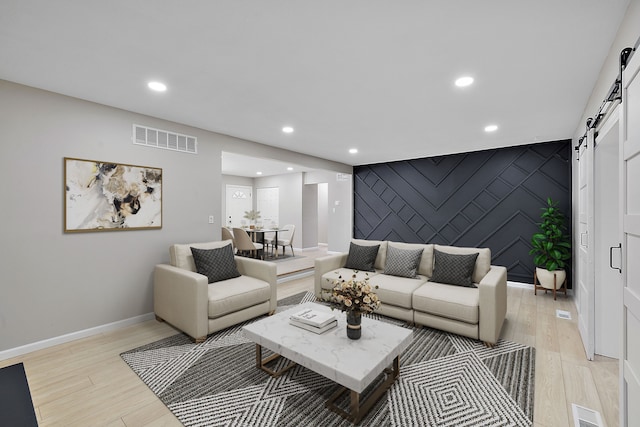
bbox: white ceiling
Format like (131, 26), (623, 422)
(222, 152), (312, 178)
(0, 1), (630, 169)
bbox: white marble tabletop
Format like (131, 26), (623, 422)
(242, 302), (413, 393)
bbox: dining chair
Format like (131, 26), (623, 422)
(275, 224), (296, 257)
(263, 232), (275, 257)
(221, 227), (236, 253)
(233, 227), (264, 259)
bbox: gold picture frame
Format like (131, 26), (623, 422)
(64, 157), (162, 232)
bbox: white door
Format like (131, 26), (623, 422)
(594, 107), (622, 358)
(257, 187), (279, 228)
(620, 48), (640, 426)
(225, 185), (252, 227)
(577, 128), (595, 361)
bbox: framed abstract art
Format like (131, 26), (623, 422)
(64, 157), (162, 232)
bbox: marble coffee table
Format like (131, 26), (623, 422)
(242, 302), (413, 424)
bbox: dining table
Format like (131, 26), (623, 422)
(245, 228), (288, 258)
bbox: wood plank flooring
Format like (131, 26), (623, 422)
(0, 254), (618, 426)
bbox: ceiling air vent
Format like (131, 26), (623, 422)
(133, 124), (197, 154)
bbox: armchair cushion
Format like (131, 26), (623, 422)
(171, 240), (232, 271)
(429, 249), (478, 287)
(344, 242), (380, 272)
(191, 245), (240, 284)
(207, 275), (272, 318)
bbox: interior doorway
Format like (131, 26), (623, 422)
(594, 109), (622, 358)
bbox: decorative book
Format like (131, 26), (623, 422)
(289, 319), (338, 334)
(290, 308), (336, 328)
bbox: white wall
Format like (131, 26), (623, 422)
(318, 183), (329, 244)
(0, 80), (351, 353)
(305, 170), (353, 252)
(302, 184), (319, 248)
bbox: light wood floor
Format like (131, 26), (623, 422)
(1, 257), (618, 427)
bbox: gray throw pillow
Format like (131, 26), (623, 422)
(429, 249), (479, 287)
(191, 244), (241, 284)
(384, 246), (424, 278)
(344, 243), (380, 272)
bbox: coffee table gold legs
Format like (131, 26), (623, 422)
(255, 344), (296, 377)
(325, 356), (400, 425)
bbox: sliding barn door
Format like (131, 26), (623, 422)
(577, 128), (595, 361)
(620, 48), (640, 426)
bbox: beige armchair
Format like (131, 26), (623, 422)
(154, 240), (277, 343)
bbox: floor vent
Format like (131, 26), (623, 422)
(556, 309), (572, 320)
(572, 404), (603, 427)
(133, 124), (197, 154)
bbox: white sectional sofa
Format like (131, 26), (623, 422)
(314, 239), (507, 345)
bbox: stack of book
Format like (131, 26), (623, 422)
(289, 308), (337, 334)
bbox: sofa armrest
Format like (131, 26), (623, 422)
(235, 256), (278, 312)
(314, 253), (348, 298)
(478, 265), (508, 344)
(153, 264), (209, 340)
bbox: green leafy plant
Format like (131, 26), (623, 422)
(529, 198), (571, 271)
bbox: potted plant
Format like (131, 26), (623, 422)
(529, 198), (571, 290)
(243, 210), (261, 229)
(325, 272), (381, 340)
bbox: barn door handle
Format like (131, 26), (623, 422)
(580, 232), (588, 247)
(609, 243), (622, 273)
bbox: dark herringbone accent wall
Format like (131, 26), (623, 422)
(353, 140), (571, 284)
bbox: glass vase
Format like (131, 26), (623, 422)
(346, 311), (362, 340)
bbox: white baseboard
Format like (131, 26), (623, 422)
(277, 270), (314, 284)
(0, 312), (155, 361)
(507, 280), (573, 295)
(507, 280), (533, 288)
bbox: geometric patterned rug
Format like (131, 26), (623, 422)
(121, 292), (535, 426)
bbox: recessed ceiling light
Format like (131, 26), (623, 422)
(455, 76), (474, 87)
(287, 167), (293, 171)
(282, 126), (294, 133)
(484, 124), (498, 132)
(349, 148), (358, 154)
(148, 81), (167, 92)
(256, 171), (263, 175)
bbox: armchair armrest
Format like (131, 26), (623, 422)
(153, 264), (209, 341)
(235, 256), (278, 312)
(478, 265), (508, 344)
(314, 253), (348, 298)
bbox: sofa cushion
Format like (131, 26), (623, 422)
(191, 245), (241, 284)
(170, 240), (232, 271)
(435, 245), (491, 284)
(387, 242), (434, 277)
(352, 239), (388, 270)
(371, 274), (427, 309)
(344, 242), (380, 272)
(384, 245), (424, 278)
(413, 282), (479, 324)
(207, 275), (271, 319)
(429, 249), (478, 287)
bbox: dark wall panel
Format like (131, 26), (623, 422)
(353, 140), (572, 283)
